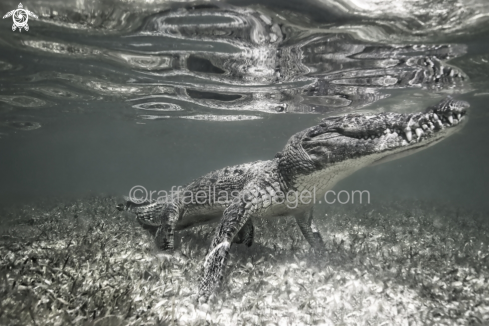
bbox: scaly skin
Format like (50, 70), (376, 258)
(120, 96), (469, 301)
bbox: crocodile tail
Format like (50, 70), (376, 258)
(116, 196), (148, 210)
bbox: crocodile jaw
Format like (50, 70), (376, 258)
(281, 97), (469, 194)
(302, 97), (469, 165)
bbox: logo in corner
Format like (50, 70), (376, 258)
(3, 3), (38, 32)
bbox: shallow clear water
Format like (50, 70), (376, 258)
(0, 0), (488, 211)
(0, 1), (489, 324)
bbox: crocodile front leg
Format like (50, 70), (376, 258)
(198, 198), (252, 301)
(294, 208), (325, 253)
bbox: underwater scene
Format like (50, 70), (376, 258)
(0, 0), (489, 325)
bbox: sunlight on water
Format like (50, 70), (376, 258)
(0, 2), (475, 130)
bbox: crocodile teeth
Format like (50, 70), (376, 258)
(422, 124), (428, 130)
(447, 115), (454, 125)
(384, 128), (391, 134)
(436, 120), (444, 128)
(428, 122), (435, 130)
(433, 113), (439, 121)
(457, 113), (461, 120)
(404, 129), (412, 142)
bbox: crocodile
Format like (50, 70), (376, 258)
(120, 96), (469, 301)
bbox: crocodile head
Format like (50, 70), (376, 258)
(277, 96), (469, 188)
(304, 96), (469, 166)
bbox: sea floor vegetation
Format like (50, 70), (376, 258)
(0, 196), (488, 325)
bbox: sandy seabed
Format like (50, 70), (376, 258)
(0, 197), (488, 326)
